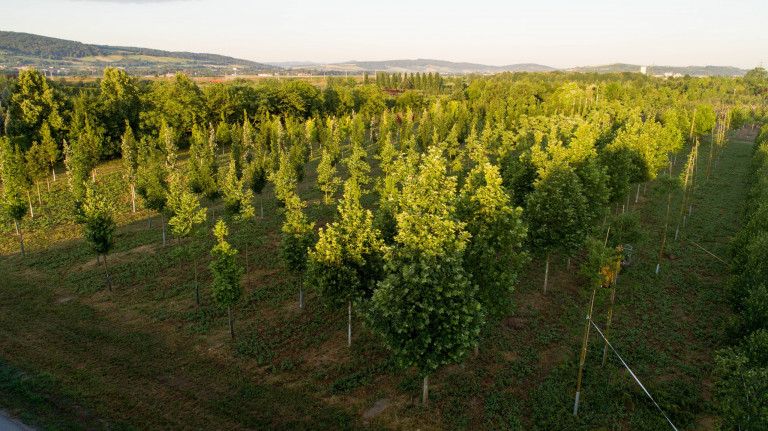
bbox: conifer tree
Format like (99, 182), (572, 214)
(210, 220), (244, 339)
(366, 148), (483, 403)
(308, 178), (384, 347)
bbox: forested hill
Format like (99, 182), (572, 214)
(0, 31), (274, 75)
(289, 58), (557, 74)
(565, 63), (749, 77)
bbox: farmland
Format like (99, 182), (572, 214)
(1, 66), (767, 430)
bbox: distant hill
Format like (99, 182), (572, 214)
(0, 31), (275, 75)
(565, 63), (748, 77)
(290, 59), (557, 74)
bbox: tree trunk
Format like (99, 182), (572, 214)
(15, 220), (25, 257)
(103, 253), (112, 292)
(161, 212), (166, 247)
(47, 179), (50, 192)
(543, 252), (550, 293)
(194, 253), (200, 306)
(52, 167), (56, 182)
(260, 197), (264, 219)
(228, 305), (234, 339)
(348, 301), (352, 347)
(36, 182), (41, 205)
(27, 190), (34, 219)
(131, 184), (136, 213)
(422, 376), (429, 404)
(97, 253), (100, 264)
(635, 183), (640, 203)
(299, 273), (303, 309)
(567, 256), (571, 271)
(92, 169), (96, 183)
(245, 242), (249, 284)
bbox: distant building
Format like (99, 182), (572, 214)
(640, 66), (647, 75)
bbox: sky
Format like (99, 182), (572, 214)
(1, 0), (766, 69)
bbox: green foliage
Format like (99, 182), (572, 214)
(317, 147), (340, 205)
(135, 148), (168, 214)
(366, 148), (483, 377)
(715, 330), (768, 430)
(221, 160), (255, 221)
(308, 178), (384, 306)
(279, 193), (316, 276)
(0, 137), (27, 221)
(209, 220), (244, 308)
(167, 174), (206, 239)
(458, 161), (528, 317)
(525, 162), (588, 256)
(81, 183), (116, 255)
(5, 68), (66, 152)
(270, 150), (297, 206)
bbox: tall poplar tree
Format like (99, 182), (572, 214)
(210, 220), (244, 339)
(279, 192), (316, 309)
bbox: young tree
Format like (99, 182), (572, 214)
(317, 147), (340, 205)
(526, 162), (588, 293)
(279, 192), (316, 309)
(365, 148), (484, 403)
(1, 137), (28, 256)
(40, 122), (60, 183)
(120, 122), (140, 213)
(222, 160), (255, 221)
(308, 178), (384, 347)
(458, 161), (528, 319)
(209, 220), (244, 339)
(269, 150), (297, 207)
(25, 140), (49, 205)
(82, 184), (117, 291)
(167, 174), (207, 305)
(136, 149), (169, 244)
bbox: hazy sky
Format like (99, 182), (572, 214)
(2, 0), (766, 68)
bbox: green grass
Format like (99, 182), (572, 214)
(0, 130), (754, 429)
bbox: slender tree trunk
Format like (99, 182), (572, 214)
(103, 253), (112, 292)
(97, 253), (100, 264)
(92, 169), (96, 183)
(602, 282), (617, 366)
(543, 251), (550, 293)
(299, 273), (303, 309)
(161, 212), (166, 247)
(635, 183), (640, 203)
(15, 220), (25, 257)
(194, 252), (200, 306)
(567, 256), (571, 271)
(348, 301), (352, 347)
(52, 167), (56, 182)
(245, 242), (249, 284)
(131, 184), (136, 213)
(36, 182), (41, 205)
(228, 305), (234, 339)
(422, 376), (429, 404)
(27, 190), (34, 219)
(47, 179), (50, 192)
(260, 197), (264, 219)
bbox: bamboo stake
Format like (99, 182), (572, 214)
(574, 288), (597, 415)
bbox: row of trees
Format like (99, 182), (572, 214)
(2, 67), (764, 409)
(716, 124), (768, 429)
